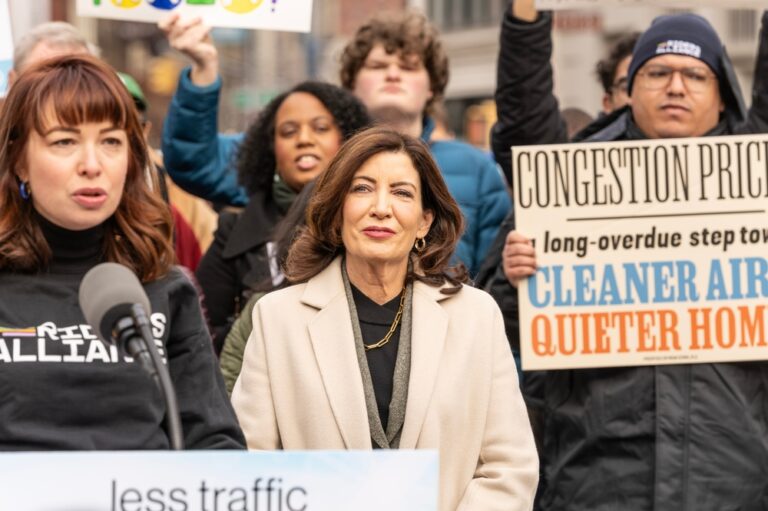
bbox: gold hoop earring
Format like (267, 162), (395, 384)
(414, 237), (426, 252)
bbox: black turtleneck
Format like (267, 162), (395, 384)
(35, 210), (106, 274)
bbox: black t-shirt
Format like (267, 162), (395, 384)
(0, 215), (245, 450)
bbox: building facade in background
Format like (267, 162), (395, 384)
(5, 0), (763, 150)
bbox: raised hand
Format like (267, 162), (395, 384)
(159, 13), (219, 86)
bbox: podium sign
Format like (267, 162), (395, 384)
(0, 450), (438, 511)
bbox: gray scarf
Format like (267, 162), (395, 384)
(341, 261), (413, 449)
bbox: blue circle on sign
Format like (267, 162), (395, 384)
(148, 0), (182, 9)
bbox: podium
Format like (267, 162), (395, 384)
(0, 450), (438, 511)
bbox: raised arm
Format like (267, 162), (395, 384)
(491, 0), (568, 184)
(159, 14), (248, 206)
(744, 11), (768, 134)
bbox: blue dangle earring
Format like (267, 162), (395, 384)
(19, 181), (30, 201)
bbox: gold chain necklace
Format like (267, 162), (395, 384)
(364, 288), (406, 351)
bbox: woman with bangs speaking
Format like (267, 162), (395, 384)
(0, 55), (243, 450)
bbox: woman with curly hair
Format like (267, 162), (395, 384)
(196, 82), (371, 352)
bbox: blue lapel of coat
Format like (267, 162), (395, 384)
(398, 281), (451, 449)
(302, 258), (371, 449)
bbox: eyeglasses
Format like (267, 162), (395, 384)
(635, 65), (717, 93)
(611, 77), (629, 95)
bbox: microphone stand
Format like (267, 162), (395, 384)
(114, 304), (184, 450)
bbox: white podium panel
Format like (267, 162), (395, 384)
(0, 450), (438, 511)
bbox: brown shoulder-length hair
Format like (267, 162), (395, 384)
(0, 54), (173, 282)
(284, 126), (468, 293)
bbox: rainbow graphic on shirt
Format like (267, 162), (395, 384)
(0, 327), (36, 337)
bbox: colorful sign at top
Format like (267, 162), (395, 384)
(77, 0), (312, 32)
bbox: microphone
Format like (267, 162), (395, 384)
(79, 262), (184, 450)
(79, 262), (151, 344)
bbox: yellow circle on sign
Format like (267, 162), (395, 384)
(111, 0), (142, 8)
(222, 0), (264, 14)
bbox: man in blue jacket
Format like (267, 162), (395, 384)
(159, 12), (510, 276)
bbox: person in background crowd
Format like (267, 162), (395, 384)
(195, 80), (371, 353)
(8, 22), (94, 87)
(596, 32), (640, 115)
(498, 7), (768, 510)
(231, 127), (538, 511)
(0, 55), (244, 450)
(427, 99), (455, 141)
(159, 10), (510, 276)
(560, 107), (594, 139)
(219, 180), (316, 394)
(118, 71), (217, 271)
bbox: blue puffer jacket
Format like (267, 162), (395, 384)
(162, 68), (511, 275)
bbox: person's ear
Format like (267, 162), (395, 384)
(7, 68), (17, 88)
(15, 149), (28, 182)
(602, 93), (613, 115)
(142, 120), (153, 141)
(418, 209), (434, 238)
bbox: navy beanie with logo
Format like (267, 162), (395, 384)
(627, 13), (724, 95)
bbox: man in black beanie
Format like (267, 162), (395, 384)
(623, 12), (748, 140)
(490, 3), (767, 187)
(482, 4), (768, 510)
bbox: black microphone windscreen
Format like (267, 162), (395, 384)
(78, 262), (152, 343)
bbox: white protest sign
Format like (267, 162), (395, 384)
(0, 450), (438, 511)
(537, 0), (768, 9)
(0, 0), (13, 95)
(77, 0), (313, 33)
(513, 134), (768, 371)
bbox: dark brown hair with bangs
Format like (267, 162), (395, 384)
(284, 126), (467, 293)
(0, 54), (173, 282)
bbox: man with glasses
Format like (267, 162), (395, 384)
(481, 7), (768, 511)
(489, 1), (768, 186)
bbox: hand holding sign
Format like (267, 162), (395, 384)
(503, 230), (537, 287)
(159, 13), (218, 87)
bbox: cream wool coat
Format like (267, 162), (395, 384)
(231, 258), (538, 511)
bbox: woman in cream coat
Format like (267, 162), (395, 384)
(232, 127), (538, 511)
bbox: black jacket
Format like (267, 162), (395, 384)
(482, 9), (768, 511)
(196, 188), (283, 353)
(0, 221), (245, 450)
